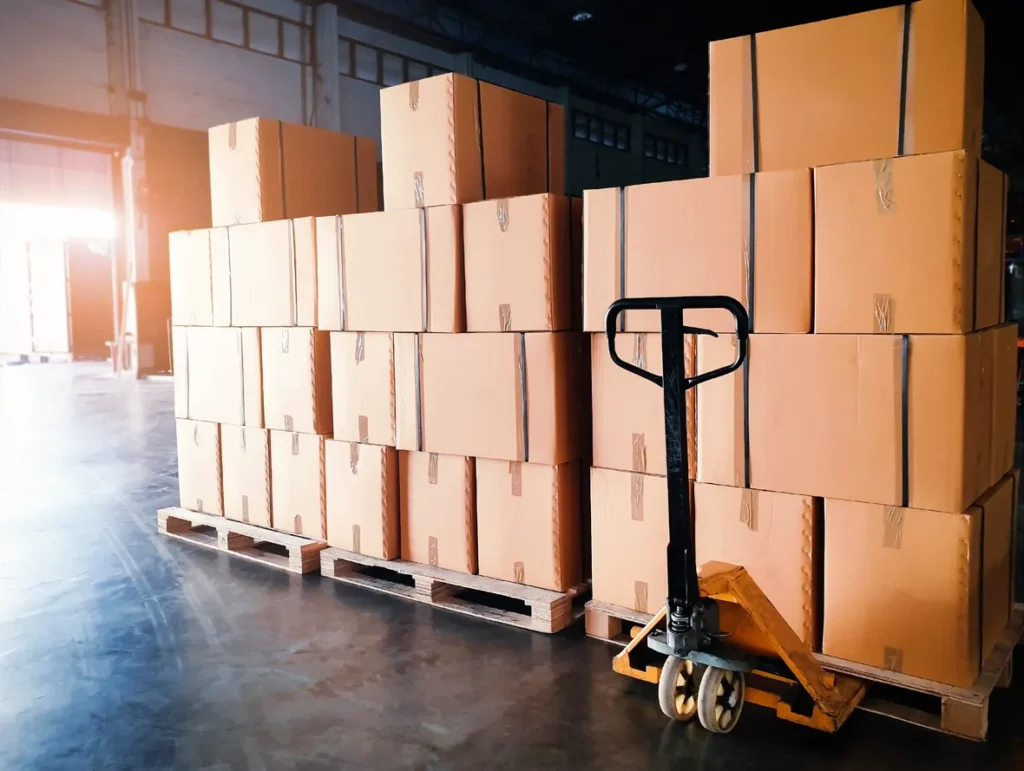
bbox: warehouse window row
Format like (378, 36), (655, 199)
(644, 134), (689, 166)
(339, 38), (449, 86)
(572, 111), (630, 152)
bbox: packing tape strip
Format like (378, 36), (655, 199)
(349, 443), (360, 473)
(513, 561), (525, 584)
(499, 304), (512, 332)
(873, 294), (893, 333)
(740, 488), (757, 532)
(428, 452), (439, 485)
(631, 433), (646, 473)
(630, 473), (644, 521)
(634, 580), (649, 614)
(358, 415), (369, 443)
(352, 523), (361, 554)
(510, 461), (523, 497)
(428, 536), (438, 567)
(882, 506), (904, 549)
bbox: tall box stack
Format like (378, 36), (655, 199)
(170, 118), (378, 538)
(315, 72), (585, 594)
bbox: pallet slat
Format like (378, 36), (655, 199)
(321, 546), (589, 634)
(158, 507), (327, 574)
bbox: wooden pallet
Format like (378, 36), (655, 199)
(585, 599), (1023, 741)
(158, 507), (327, 574)
(320, 547), (590, 634)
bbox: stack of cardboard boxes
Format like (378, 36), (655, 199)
(585, 0), (1017, 688)
(170, 118), (377, 538)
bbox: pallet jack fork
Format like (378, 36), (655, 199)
(604, 296), (866, 734)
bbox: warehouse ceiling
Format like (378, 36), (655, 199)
(320, 0), (1024, 164)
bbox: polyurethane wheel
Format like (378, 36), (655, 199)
(696, 666), (745, 734)
(658, 656), (702, 721)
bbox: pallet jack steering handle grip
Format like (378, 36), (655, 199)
(605, 296), (749, 389)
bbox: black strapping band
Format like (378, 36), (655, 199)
(519, 333), (529, 462)
(740, 33), (760, 492)
(742, 345), (752, 489)
(419, 207), (430, 332)
(901, 334), (910, 508)
(749, 33), (761, 174)
(618, 187), (626, 332)
(476, 80), (487, 199)
(897, 3), (913, 156)
(972, 160), (981, 330)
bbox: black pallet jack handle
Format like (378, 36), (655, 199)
(605, 296), (748, 644)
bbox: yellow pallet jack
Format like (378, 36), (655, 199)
(603, 296), (866, 734)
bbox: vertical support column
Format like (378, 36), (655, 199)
(313, 3), (341, 132)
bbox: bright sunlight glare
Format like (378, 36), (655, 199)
(0, 202), (116, 244)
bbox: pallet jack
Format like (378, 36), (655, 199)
(603, 296), (866, 734)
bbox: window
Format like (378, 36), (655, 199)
(354, 44), (378, 82)
(407, 60), (429, 82)
(338, 39), (352, 76)
(616, 126), (629, 151)
(572, 110), (631, 153)
(382, 53), (404, 86)
(339, 36), (445, 85)
(573, 112), (588, 140)
(644, 133), (689, 166)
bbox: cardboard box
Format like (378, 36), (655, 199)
(315, 206), (464, 333)
(400, 452), (476, 573)
(209, 118), (377, 227)
(822, 474), (1015, 687)
(590, 467), (686, 614)
(211, 218), (316, 327)
(380, 73), (565, 210)
(976, 160), (1010, 331)
(172, 326), (263, 426)
(261, 328), (332, 435)
(176, 419), (222, 516)
(395, 332), (582, 465)
(709, 0), (984, 175)
(325, 440), (399, 559)
(331, 332), (395, 446)
(270, 430), (326, 539)
(990, 324), (1018, 487)
(476, 459), (581, 592)
(591, 333), (695, 478)
(815, 152), (1007, 334)
(220, 425), (271, 528)
(694, 483), (820, 647)
(463, 193), (575, 332)
(978, 473), (1017, 660)
(168, 229), (215, 326)
(582, 170), (812, 333)
(698, 333), (989, 512)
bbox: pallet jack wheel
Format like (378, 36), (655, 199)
(658, 656), (703, 721)
(696, 666), (745, 734)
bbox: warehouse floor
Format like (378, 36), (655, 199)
(2, 362), (1024, 770)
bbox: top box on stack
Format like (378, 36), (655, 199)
(380, 73), (565, 210)
(709, 0), (983, 175)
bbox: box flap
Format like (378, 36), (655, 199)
(261, 328), (332, 434)
(325, 441), (399, 559)
(270, 430), (326, 538)
(331, 332), (396, 446)
(209, 118), (282, 227)
(175, 419), (222, 516)
(221, 425), (271, 528)
(990, 324), (1018, 486)
(168, 229), (214, 326)
(976, 160), (1008, 331)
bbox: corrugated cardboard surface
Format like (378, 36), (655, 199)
(221, 425), (271, 528)
(698, 333), (987, 512)
(261, 328), (332, 435)
(270, 430), (326, 539)
(694, 483), (820, 647)
(582, 169), (812, 333)
(815, 151), (978, 334)
(209, 118), (377, 227)
(380, 74), (565, 210)
(168, 229), (214, 326)
(476, 459), (581, 592)
(400, 451), (476, 573)
(977, 474), (1015, 660)
(176, 419), (222, 516)
(330, 332), (395, 446)
(821, 487), (1010, 688)
(990, 324), (1018, 487)
(709, 0), (984, 175)
(325, 441), (399, 559)
(976, 160), (1009, 331)
(211, 218), (317, 327)
(172, 326), (263, 427)
(463, 193), (573, 332)
(394, 332), (582, 465)
(316, 206), (464, 333)
(591, 333), (695, 478)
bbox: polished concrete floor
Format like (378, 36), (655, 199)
(1, 361), (1024, 770)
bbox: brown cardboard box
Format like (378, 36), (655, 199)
(463, 193), (575, 332)
(822, 475), (1015, 687)
(211, 218), (316, 327)
(709, 0), (984, 176)
(582, 170), (812, 333)
(978, 474), (1016, 660)
(694, 483), (820, 647)
(395, 332), (582, 465)
(698, 333), (988, 512)
(976, 160), (1010, 331)
(316, 206), (463, 333)
(172, 326), (263, 426)
(220, 425), (271, 528)
(331, 332), (395, 446)
(591, 333), (695, 478)
(209, 118), (377, 227)
(815, 152), (1007, 334)
(990, 324), (1018, 487)
(476, 459), (581, 592)
(270, 430), (326, 539)
(325, 440), (399, 559)
(380, 73), (565, 210)
(261, 328), (332, 435)
(176, 419), (222, 516)
(400, 451), (476, 573)
(168, 229), (214, 326)
(590, 467), (686, 614)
